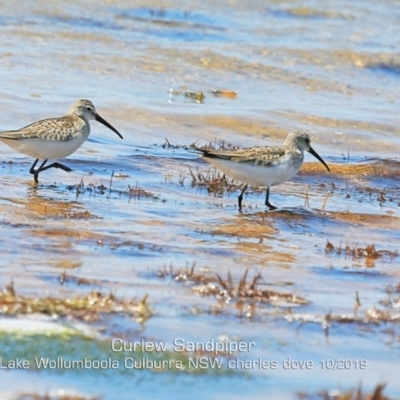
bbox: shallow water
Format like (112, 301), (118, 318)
(0, 1), (400, 399)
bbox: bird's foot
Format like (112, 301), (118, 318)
(266, 202), (277, 211)
(52, 163), (72, 173)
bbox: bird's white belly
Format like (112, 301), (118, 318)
(0, 134), (89, 160)
(205, 156), (301, 188)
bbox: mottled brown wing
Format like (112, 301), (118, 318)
(232, 146), (286, 167)
(192, 145), (234, 159)
(195, 146), (261, 159)
(0, 117), (80, 141)
(198, 145), (286, 167)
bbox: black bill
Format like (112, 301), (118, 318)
(96, 114), (123, 139)
(308, 146), (330, 171)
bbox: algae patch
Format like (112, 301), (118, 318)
(0, 282), (152, 323)
(157, 266), (308, 318)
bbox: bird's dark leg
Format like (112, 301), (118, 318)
(29, 159), (47, 183)
(39, 162), (72, 173)
(29, 159), (40, 176)
(265, 187), (277, 210)
(238, 184), (248, 210)
(29, 159), (72, 183)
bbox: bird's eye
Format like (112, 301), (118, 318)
(86, 106), (92, 111)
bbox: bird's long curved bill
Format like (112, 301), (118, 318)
(308, 146), (330, 171)
(96, 114), (123, 139)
